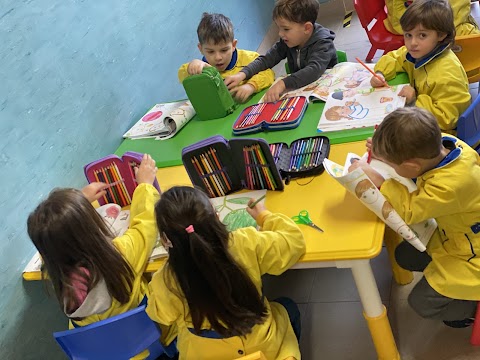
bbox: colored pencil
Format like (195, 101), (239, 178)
(355, 57), (390, 87)
(248, 194), (267, 208)
(93, 170), (109, 204)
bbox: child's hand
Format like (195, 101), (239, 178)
(263, 80), (286, 103)
(82, 182), (107, 203)
(230, 84), (255, 103)
(370, 73), (386, 88)
(348, 160), (385, 188)
(187, 59), (210, 75)
(246, 198), (267, 221)
(224, 72), (246, 90)
(366, 137), (372, 151)
(399, 85), (416, 105)
(135, 154), (158, 185)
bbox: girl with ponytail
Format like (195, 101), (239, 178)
(146, 186), (305, 360)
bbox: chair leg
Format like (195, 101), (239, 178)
(366, 46), (377, 63)
(470, 302), (480, 345)
(384, 227), (414, 285)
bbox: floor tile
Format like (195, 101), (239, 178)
(300, 301), (383, 360)
(309, 247), (393, 302)
(262, 268), (316, 304)
(389, 298), (480, 360)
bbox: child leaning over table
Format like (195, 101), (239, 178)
(27, 154), (177, 359)
(350, 107), (480, 328)
(224, 0), (337, 102)
(178, 12), (275, 103)
(146, 186), (305, 360)
(371, 0), (471, 133)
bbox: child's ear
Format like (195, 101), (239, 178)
(402, 159), (422, 173)
(197, 43), (203, 54)
(304, 22), (314, 34)
(232, 39), (238, 50)
(438, 32), (447, 42)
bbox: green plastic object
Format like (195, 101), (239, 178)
(182, 66), (235, 120)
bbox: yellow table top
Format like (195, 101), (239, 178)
(23, 140), (384, 280)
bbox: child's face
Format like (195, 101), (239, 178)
(403, 24), (447, 59)
(198, 40), (237, 72)
(275, 17), (311, 48)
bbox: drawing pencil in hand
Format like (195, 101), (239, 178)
(248, 194), (266, 208)
(355, 57), (390, 88)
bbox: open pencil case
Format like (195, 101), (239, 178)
(84, 151), (161, 206)
(269, 135), (330, 185)
(181, 135), (284, 198)
(232, 96), (308, 135)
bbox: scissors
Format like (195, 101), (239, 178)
(292, 210), (324, 233)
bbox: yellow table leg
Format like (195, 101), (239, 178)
(364, 306), (401, 360)
(384, 227), (413, 285)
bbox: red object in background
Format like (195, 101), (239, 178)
(354, 0), (404, 62)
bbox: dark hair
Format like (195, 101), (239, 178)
(273, 0), (319, 25)
(400, 0), (455, 45)
(27, 188), (135, 312)
(155, 186), (267, 337)
(197, 12), (234, 45)
(372, 107), (442, 164)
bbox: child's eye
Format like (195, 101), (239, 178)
(419, 33), (427, 38)
(404, 33), (412, 38)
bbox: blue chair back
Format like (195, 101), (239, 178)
(457, 94), (480, 153)
(53, 305), (176, 360)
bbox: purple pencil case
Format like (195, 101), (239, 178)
(84, 151), (161, 206)
(181, 135), (284, 198)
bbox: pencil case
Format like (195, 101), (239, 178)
(269, 135), (330, 185)
(232, 96), (308, 135)
(84, 151), (161, 206)
(181, 135), (284, 198)
(182, 67), (236, 120)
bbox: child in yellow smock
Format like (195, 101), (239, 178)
(146, 186), (306, 360)
(178, 12), (274, 103)
(350, 107), (480, 328)
(372, 0), (471, 132)
(385, 0), (479, 35)
(27, 154), (176, 358)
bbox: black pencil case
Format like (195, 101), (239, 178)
(181, 135), (284, 198)
(232, 96), (308, 135)
(269, 135), (330, 185)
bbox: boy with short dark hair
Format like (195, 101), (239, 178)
(351, 107), (480, 328)
(224, 0), (337, 102)
(178, 12), (275, 103)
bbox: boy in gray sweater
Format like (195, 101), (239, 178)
(224, 0), (337, 102)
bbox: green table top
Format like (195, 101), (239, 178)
(115, 73), (408, 168)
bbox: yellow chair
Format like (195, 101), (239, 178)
(452, 34), (480, 83)
(235, 352), (295, 360)
(235, 351), (267, 360)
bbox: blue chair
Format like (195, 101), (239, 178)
(53, 305), (177, 360)
(457, 94), (480, 153)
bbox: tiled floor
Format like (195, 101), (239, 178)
(260, 1), (480, 359)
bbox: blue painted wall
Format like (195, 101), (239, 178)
(0, 1), (274, 358)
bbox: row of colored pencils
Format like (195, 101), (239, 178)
(244, 144), (278, 190)
(93, 163), (132, 206)
(270, 96), (301, 122)
(235, 103), (268, 128)
(235, 96), (302, 129)
(190, 147), (232, 198)
(269, 143), (284, 164)
(287, 137), (324, 171)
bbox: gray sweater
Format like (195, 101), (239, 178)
(241, 23), (337, 90)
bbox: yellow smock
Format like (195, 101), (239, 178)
(381, 136), (480, 300)
(384, 0), (479, 36)
(70, 184), (176, 358)
(146, 211), (306, 360)
(178, 49), (275, 93)
(374, 45), (471, 131)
